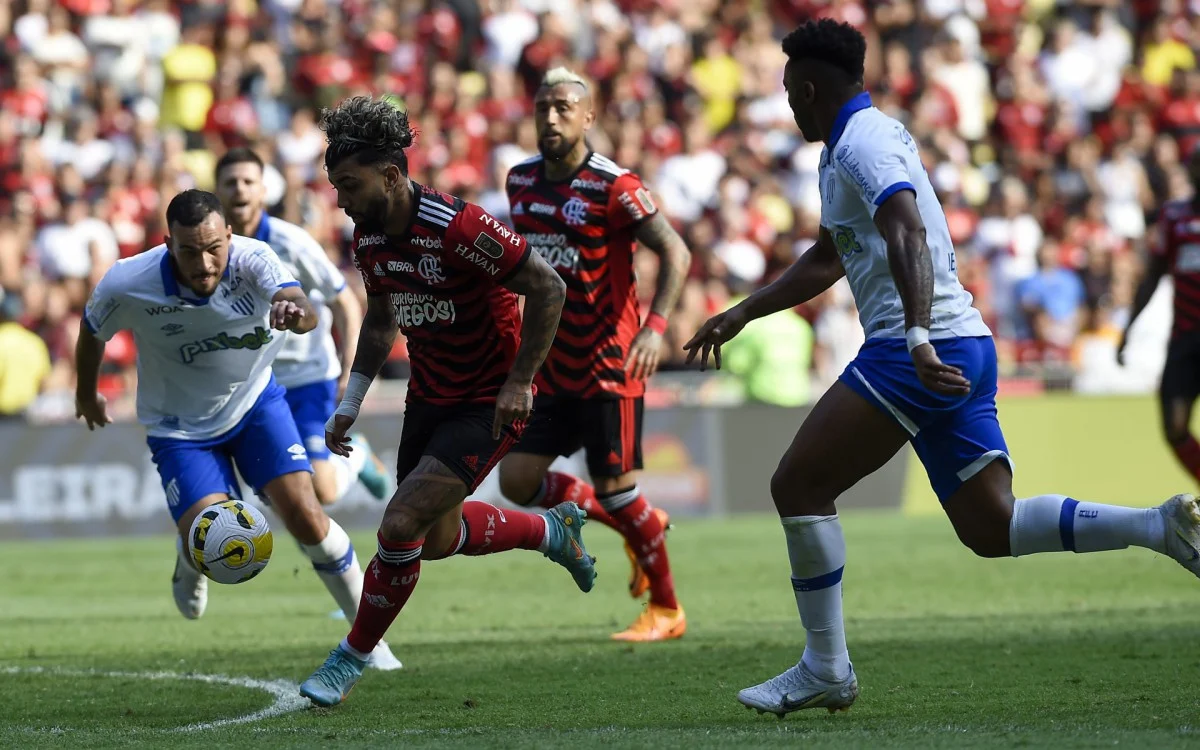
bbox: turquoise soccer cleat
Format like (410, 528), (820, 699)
(349, 433), (392, 500)
(299, 645), (367, 707)
(542, 501), (597, 593)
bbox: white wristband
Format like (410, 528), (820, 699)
(905, 326), (930, 353)
(326, 372), (372, 430)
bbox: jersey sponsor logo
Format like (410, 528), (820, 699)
(524, 232), (568, 246)
(507, 173), (537, 186)
(1177, 243), (1200, 273)
(388, 260), (416, 273)
(364, 592), (394, 608)
(571, 178), (607, 191)
(358, 234), (387, 249)
(145, 305), (183, 316)
(834, 145), (876, 204)
(480, 213), (522, 246)
(389, 292), (457, 328)
(533, 243), (579, 272)
(618, 188), (656, 221)
(529, 202), (557, 215)
(832, 225), (865, 259)
(512, 202), (525, 215)
(473, 232), (505, 259)
(562, 197), (589, 226)
(412, 235), (443, 250)
(418, 253), (446, 284)
(455, 243), (501, 276)
(178, 326), (273, 364)
(160, 323), (185, 337)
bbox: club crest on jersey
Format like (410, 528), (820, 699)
(508, 173), (537, 187)
(418, 253), (446, 284)
(179, 326), (273, 364)
(562, 197), (589, 226)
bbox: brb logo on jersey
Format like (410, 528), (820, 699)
(179, 326), (273, 364)
(562, 197), (589, 226)
(418, 254), (446, 284)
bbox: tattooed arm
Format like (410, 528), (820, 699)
(493, 250), (566, 438)
(626, 213), (692, 380)
(349, 293), (398, 380)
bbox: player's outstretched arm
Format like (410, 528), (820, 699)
(627, 213), (692, 380)
(269, 286), (319, 333)
(875, 190), (969, 395)
(496, 250), (567, 438)
(325, 293), (397, 457)
(683, 228), (842, 370)
(74, 320), (112, 430)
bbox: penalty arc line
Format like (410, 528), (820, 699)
(0, 666), (308, 732)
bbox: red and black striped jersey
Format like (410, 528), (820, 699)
(506, 151), (656, 399)
(1153, 199), (1200, 338)
(351, 182), (531, 405)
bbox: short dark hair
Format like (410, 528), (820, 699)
(781, 19), (867, 84)
(214, 147), (264, 180)
(320, 96), (414, 173)
(165, 189), (224, 228)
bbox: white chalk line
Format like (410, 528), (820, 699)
(0, 665), (308, 732)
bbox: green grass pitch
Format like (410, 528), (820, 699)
(3, 510), (1200, 749)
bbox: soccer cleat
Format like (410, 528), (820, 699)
(737, 661), (858, 717)
(542, 501), (597, 593)
(625, 508), (672, 599)
(299, 645), (367, 707)
(349, 433), (392, 500)
(1159, 493), (1200, 578)
(369, 641), (403, 671)
(610, 603), (687, 642)
(172, 540), (207, 620)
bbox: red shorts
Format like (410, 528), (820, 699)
(396, 401), (525, 491)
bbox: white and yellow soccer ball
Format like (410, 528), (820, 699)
(188, 499), (274, 584)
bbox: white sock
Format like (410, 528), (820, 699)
(299, 519), (364, 624)
(1009, 495), (1166, 556)
(781, 515), (850, 682)
(339, 637), (371, 661)
(176, 536), (200, 573)
(536, 514), (551, 553)
(329, 455), (355, 502)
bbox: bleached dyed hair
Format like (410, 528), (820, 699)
(540, 67), (589, 91)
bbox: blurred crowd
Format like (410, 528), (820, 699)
(0, 0), (1197, 417)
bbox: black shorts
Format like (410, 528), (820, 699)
(396, 402), (525, 492)
(511, 395), (643, 478)
(1161, 334), (1200, 405)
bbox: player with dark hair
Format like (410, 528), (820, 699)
(214, 147), (392, 509)
(499, 67), (692, 641)
(76, 191), (404, 674)
(686, 19), (1200, 717)
(1120, 145), (1200, 486)
(299, 96), (595, 707)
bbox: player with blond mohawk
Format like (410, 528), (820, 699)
(500, 67), (693, 641)
(299, 96), (597, 707)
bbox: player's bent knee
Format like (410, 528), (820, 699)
(497, 463), (542, 506)
(263, 471), (329, 544)
(379, 505), (429, 543)
(769, 463), (833, 517)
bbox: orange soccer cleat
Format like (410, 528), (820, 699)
(625, 508), (672, 599)
(611, 602), (687, 642)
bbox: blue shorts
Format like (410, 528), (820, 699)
(284, 378), (338, 461)
(839, 336), (1013, 503)
(148, 378), (314, 522)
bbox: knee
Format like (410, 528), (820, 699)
(769, 463), (831, 517)
(379, 503), (431, 543)
(498, 465), (541, 506)
(952, 510), (1013, 559)
(1165, 427), (1191, 448)
(272, 494), (328, 544)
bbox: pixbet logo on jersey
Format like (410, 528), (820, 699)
(571, 178), (607, 191)
(411, 236), (443, 250)
(508, 173), (536, 187)
(179, 326), (273, 364)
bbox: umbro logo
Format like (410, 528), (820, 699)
(161, 323), (184, 336)
(287, 443), (307, 460)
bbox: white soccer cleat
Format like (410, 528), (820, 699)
(171, 544), (208, 620)
(737, 661), (858, 717)
(369, 641), (403, 671)
(1159, 493), (1200, 578)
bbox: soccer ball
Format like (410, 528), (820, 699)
(188, 499), (274, 584)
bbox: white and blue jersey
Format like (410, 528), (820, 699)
(819, 93), (1012, 502)
(83, 237), (313, 520)
(250, 213), (348, 460)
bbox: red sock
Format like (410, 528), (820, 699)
(455, 500), (546, 555)
(602, 487), (678, 610)
(345, 533), (423, 655)
(532, 472), (619, 530)
(1173, 436), (1200, 482)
